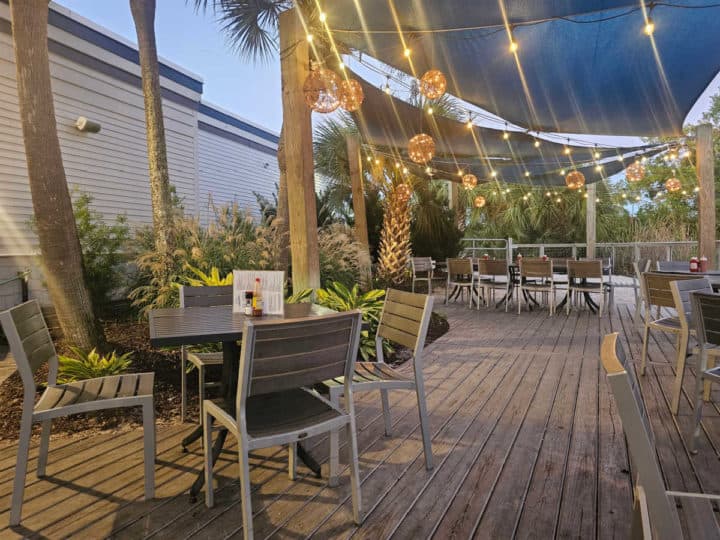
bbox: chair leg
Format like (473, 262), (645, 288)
(671, 332), (689, 415)
(288, 443), (297, 480)
(380, 389), (392, 436)
(412, 280), (415, 293)
(237, 439), (255, 539)
(703, 355), (715, 402)
(198, 365), (205, 427)
(517, 287), (522, 315)
(691, 352), (707, 454)
(142, 401), (155, 500)
(203, 412), (214, 508)
(329, 391), (341, 487)
(37, 419), (51, 478)
(640, 323), (650, 376)
(10, 411), (32, 526)
(181, 354), (187, 423)
(346, 418), (363, 525)
(415, 378), (434, 470)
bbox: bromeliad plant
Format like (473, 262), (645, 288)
(58, 347), (133, 383)
(184, 265), (233, 286)
(315, 282), (391, 360)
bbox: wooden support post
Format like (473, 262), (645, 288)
(586, 183), (597, 259)
(279, 8), (320, 292)
(697, 124), (716, 269)
(346, 135), (372, 289)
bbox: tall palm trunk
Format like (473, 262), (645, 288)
(9, 0), (102, 350)
(130, 0), (174, 259)
(275, 124), (290, 271)
(377, 187), (412, 285)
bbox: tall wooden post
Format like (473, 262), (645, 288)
(346, 135), (372, 289)
(586, 183), (596, 259)
(279, 9), (320, 292)
(697, 124), (716, 269)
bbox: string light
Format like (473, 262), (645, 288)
(383, 75), (391, 94)
(596, 197), (601, 203)
(694, 186), (700, 192)
(319, 12), (327, 23)
(534, 139), (541, 148)
(402, 166), (409, 174)
(374, 158), (380, 165)
(404, 47), (412, 57)
(644, 4), (656, 36)
(524, 171), (530, 177)
(503, 131), (510, 140)
(427, 106), (434, 115)
(491, 170), (498, 178)
(595, 164), (602, 172)
(564, 138), (571, 155)
(508, 27), (519, 53)
(366, 156), (372, 162)
(425, 166), (432, 174)
(306, 33), (314, 42)
(560, 169), (566, 175)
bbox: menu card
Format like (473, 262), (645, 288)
(232, 270), (285, 315)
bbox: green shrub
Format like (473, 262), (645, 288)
(318, 224), (363, 289)
(315, 282), (390, 360)
(71, 192), (130, 311)
(58, 347), (133, 383)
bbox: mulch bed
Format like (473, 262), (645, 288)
(0, 312), (449, 442)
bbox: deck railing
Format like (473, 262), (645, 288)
(460, 238), (720, 277)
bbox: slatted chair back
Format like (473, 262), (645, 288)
(670, 278), (712, 332)
(377, 289), (434, 365)
(520, 259), (552, 279)
(600, 333), (684, 540)
(179, 285), (233, 308)
(447, 258), (472, 278)
(478, 259), (507, 277)
(0, 300), (58, 392)
(657, 260), (691, 272)
(237, 311), (362, 400)
(549, 257), (570, 272)
(643, 272), (699, 309)
(411, 257), (433, 275)
(568, 259), (602, 280)
(691, 292), (720, 348)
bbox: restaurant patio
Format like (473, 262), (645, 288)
(3, 0), (720, 538)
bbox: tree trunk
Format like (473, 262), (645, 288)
(130, 0), (174, 258)
(346, 134), (372, 289)
(377, 187), (412, 286)
(9, 0), (103, 350)
(278, 8), (320, 293)
(275, 123), (290, 272)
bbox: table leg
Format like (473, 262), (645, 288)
(189, 428), (227, 503)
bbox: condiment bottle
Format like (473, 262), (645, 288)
(252, 278), (263, 317)
(690, 257), (699, 272)
(244, 291), (253, 316)
(700, 256), (708, 273)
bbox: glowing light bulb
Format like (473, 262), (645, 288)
(503, 131), (510, 140)
(682, 189), (688, 195)
(635, 195), (641, 201)
(560, 169), (566, 175)
(595, 165), (602, 172)
(644, 18), (655, 36)
(366, 156), (372, 162)
(425, 166), (432, 174)
(491, 170), (497, 178)
(319, 12), (327, 22)
(534, 139), (541, 148)
(339, 62), (346, 70)
(402, 167), (408, 174)
(546, 192), (551, 197)
(583, 193), (589, 199)
(427, 107), (434, 115)
(395, 162), (400, 169)
(374, 158), (380, 165)
(596, 197), (600, 203)
(457, 170), (464, 177)
(404, 47), (411, 57)
(564, 147), (571, 155)
(525, 171), (530, 177)
(594, 151), (601, 159)
(306, 34), (314, 43)
(466, 120), (473, 129)
(556, 197), (562, 203)
(509, 39), (518, 53)
(622, 193), (627, 199)
(694, 186), (700, 192)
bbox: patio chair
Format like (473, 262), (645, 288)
(179, 285), (233, 424)
(518, 259), (556, 315)
(639, 272), (698, 377)
(633, 259), (652, 324)
(477, 259), (511, 311)
(567, 259), (606, 316)
(203, 311), (364, 538)
(689, 292), (720, 452)
(669, 278), (713, 415)
(411, 257), (434, 293)
(323, 289), (434, 486)
(601, 332), (720, 540)
(445, 258), (475, 308)
(657, 260), (691, 272)
(0, 300), (155, 526)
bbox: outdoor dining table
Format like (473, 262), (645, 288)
(657, 269), (720, 290)
(149, 302), (335, 502)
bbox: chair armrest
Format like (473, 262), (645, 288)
(667, 490), (720, 501)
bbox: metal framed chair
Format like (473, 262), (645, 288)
(411, 257), (434, 293)
(567, 259), (606, 316)
(601, 332), (720, 540)
(669, 278), (713, 415)
(477, 259), (511, 311)
(179, 285), (233, 424)
(323, 289), (434, 486)
(689, 292), (720, 452)
(518, 259), (556, 315)
(445, 258), (475, 308)
(639, 272), (698, 378)
(633, 259), (652, 324)
(203, 311), (364, 539)
(0, 300), (155, 526)
(657, 260), (691, 272)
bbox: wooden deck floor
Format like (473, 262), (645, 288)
(1, 295), (719, 539)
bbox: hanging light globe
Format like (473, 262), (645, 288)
(396, 183), (412, 203)
(626, 160), (646, 182)
(565, 170), (586, 190)
(474, 195), (486, 208)
(419, 69), (447, 100)
(462, 173), (478, 190)
(338, 78), (364, 112)
(408, 133), (435, 164)
(303, 67), (341, 113)
(665, 177), (682, 192)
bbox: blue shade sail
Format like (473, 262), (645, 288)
(327, 1), (720, 136)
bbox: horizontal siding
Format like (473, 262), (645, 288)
(0, 31), (200, 257)
(197, 127), (279, 223)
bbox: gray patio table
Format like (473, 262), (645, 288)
(149, 302), (335, 502)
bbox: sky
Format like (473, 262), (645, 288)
(56, 0), (720, 143)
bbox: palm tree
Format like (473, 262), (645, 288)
(130, 0), (175, 263)
(9, 0), (103, 350)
